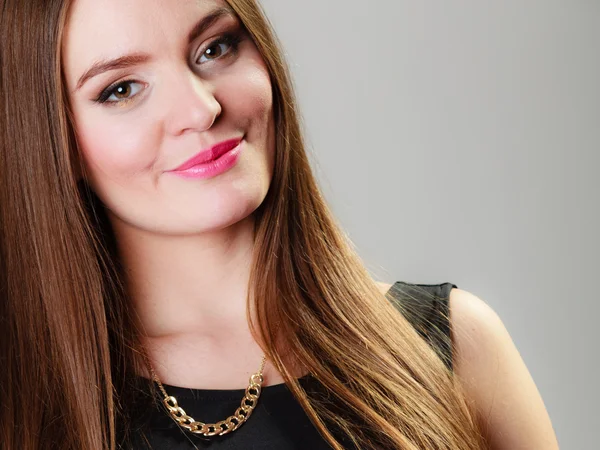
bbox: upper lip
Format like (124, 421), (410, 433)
(171, 137), (243, 171)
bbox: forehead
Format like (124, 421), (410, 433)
(62, 0), (231, 79)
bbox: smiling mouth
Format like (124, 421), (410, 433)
(171, 137), (244, 172)
(167, 139), (244, 179)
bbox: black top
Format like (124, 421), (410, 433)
(126, 281), (457, 449)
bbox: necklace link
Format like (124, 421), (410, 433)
(147, 355), (268, 437)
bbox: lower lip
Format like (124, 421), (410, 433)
(169, 141), (243, 179)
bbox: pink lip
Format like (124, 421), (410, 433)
(172, 137), (243, 171)
(168, 138), (244, 179)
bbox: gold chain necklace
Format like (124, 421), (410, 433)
(144, 354), (268, 437)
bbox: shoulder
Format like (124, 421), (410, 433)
(376, 281), (393, 294)
(448, 288), (559, 449)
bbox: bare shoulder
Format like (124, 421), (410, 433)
(375, 281), (394, 295)
(448, 288), (559, 450)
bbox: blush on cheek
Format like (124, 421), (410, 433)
(77, 118), (159, 181)
(221, 68), (273, 136)
(245, 68), (273, 111)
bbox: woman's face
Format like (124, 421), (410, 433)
(62, 0), (275, 234)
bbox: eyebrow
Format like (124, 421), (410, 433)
(74, 6), (237, 91)
(187, 6), (236, 47)
(75, 54), (150, 91)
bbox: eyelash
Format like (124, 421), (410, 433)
(95, 32), (244, 105)
(196, 32), (243, 65)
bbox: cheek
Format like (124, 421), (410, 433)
(219, 61), (273, 131)
(75, 110), (160, 184)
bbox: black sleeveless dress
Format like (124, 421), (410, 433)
(126, 281), (457, 449)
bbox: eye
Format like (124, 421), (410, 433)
(96, 80), (144, 105)
(196, 33), (242, 65)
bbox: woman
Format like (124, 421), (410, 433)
(0, 0), (558, 448)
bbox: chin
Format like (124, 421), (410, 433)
(148, 190), (267, 235)
(106, 160), (272, 236)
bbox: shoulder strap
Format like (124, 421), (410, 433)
(385, 281), (456, 372)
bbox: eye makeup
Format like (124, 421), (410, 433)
(195, 31), (244, 65)
(93, 30), (246, 107)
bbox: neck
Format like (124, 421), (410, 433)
(109, 214), (311, 388)
(112, 214), (257, 341)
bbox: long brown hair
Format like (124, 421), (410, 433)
(0, 0), (488, 448)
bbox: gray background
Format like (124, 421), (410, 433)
(260, 1), (599, 448)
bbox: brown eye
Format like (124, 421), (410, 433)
(113, 84), (131, 99)
(198, 41), (229, 64)
(204, 43), (224, 60)
(96, 80), (144, 104)
(196, 33), (242, 65)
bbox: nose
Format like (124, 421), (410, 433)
(164, 72), (222, 136)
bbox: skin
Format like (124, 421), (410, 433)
(62, 0), (559, 447)
(62, 0), (280, 387)
(449, 288), (560, 449)
(378, 283), (560, 449)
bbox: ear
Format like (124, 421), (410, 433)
(64, 114), (85, 183)
(72, 160), (83, 182)
(70, 153), (86, 183)
(68, 131), (87, 183)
